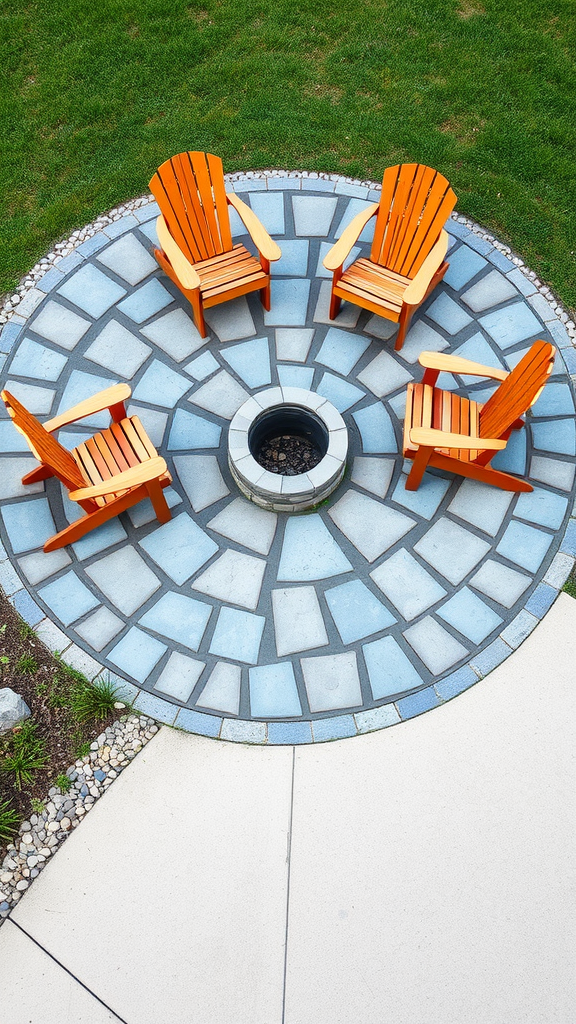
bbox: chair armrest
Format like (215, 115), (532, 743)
(226, 194), (281, 261)
(322, 202), (379, 272)
(43, 384), (132, 432)
(156, 216), (201, 290)
(418, 350), (509, 381)
(410, 427), (506, 450)
(403, 230), (449, 305)
(68, 458), (168, 501)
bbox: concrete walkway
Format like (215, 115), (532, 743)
(1, 593), (574, 1024)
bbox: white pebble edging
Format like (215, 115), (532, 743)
(0, 713), (159, 925)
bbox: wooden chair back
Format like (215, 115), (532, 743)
(1, 390), (86, 491)
(149, 151), (233, 264)
(370, 163), (456, 278)
(479, 341), (555, 440)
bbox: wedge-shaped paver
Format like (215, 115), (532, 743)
(316, 371), (364, 412)
(357, 350), (413, 397)
(352, 402), (397, 453)
(38, 570), (100, 626)
(154, 651), (205, 702)
(186, 350), (220, 380)
(496, 520), (553, 573)
(469, 559), (531, 608)
(207, 497), (277, 556)
(278, 515), (353, 581)
(363, 634), (425, 700)
(531, 418), (576, 456)
(514, 487), (568, 530)
(2, 380), (55, 415)
(443, 244), (488, 290)
(461, 269), (518, 312)
(391, 473), (450, 520)
(0, 456), (45, 499)
(301, 650), (362, 712)
(249, 662), (302, 717)
(315, 327), (371, 376)
(325, 579), (396, 644)
(403, 616), (469, 674)
(96, 232), (157, 285)
(370, 547), (447, 620)
(479, 301), (542, 349)
(107, 626), (167, 683)
(2, 498), (56, 554)
(28, 300), (91, 349)
(9, 336), (67, 382)
(437, 586), (503, 644)
(292, 194), (337, 235)
(451, 330), (505, 383)
(414, 517), (491, 585)
(117, 279), (172, 323)
(140, 307), (206, 361)
(209, 607), (266, 664)
(529, 455), (575, 492)
(314, 280), (362, 328)
(374, 319), (445, 359)
(248, 191), (285, 234)
(275, 328), (314, 362)
(197, 661), (241, 715)
(426, 292), (473, 334)
(167, 408), (221, 450)
(192, 549), (266, 611)
(351, 456), (394, 498)
(329, 490), (416, 563)
(58, 369), (121, 428)
(491, 427), (527, 476)
(264, 279), (311, 326)
(271, 240), (309, 277)
(58, 263), (127, 318)
(132, 359), (192, 408)
(84, 319), (151, 377)
(277, 365), (315, 389)
(18, 547), (71, 585)
(532, 381), (575, 418)
(205, 295), (256, 342)
(272, 586), (328, 656)
(139, 592), (212, 650)
(139, 512), (218, 584)
(189, 369), (249, 419)
(173, 454), (229, 512)
(222, 336), (271, 388)
(448, 478), (514, 536)
(75, 606), (125, 652)
(0, 419), (30, 453)
(86, 547), (161, 615)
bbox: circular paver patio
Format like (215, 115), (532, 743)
(1, 173), (575, 744)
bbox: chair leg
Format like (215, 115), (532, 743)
(22, 464), (54, 485)
(405, 447), (433, 490)
(329, 290), (342, 320)
(260, 281), (271, 311)
(190, 291), (208, 339)
(146, 479), (172, 525)
(395, 305), (416, 351)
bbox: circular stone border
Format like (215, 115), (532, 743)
(1, 171), (576, 746)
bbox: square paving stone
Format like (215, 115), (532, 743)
(84, 320), (151, 378)
(278, 514), (352, 581)
(264, 279), (311, 326)
(315, 327), (371, 376)
(328, 489), (416, 563)
(9, 337), (68, 382)
(278, 365), (315, 389)
(437, 586), (503, 644)
(85, 547), (161, 615)
(167, 409), (221, 450)
(185, 351), (220, 381)
(196, 661), (241, 715)
(531, 382), (575, 418)
(272, 586), (328, 656)
(496, 520), (553, 572)
(362, 635), (425, 700)
(531, 419), (576, 456)
(0, 420), (30, 453)
(2, 498), (56, 554)
(350, 457), (395, 499)
(117, 279), (172, 323)
(204, 296), (256, 342)
(275, 328), (314, 362)
(443, 245), (488, 291)
(173, 454), (229, 512)
(325, 579), (395, 644)
(247, 191), (285, 235)
(18, 548), (71, 585)
(132, 359), (192, 408)
(403, 616), (469, 675)
(96, 233), (157, 285)
(207, 497), (277, 556)
(38, 570), (100, 626)
(221, 337), (271, 388)
(209, 606), (265, 664)
(391, 473), (451, 520)
(316, 241), (361, 279)
(75, 607), (125, 651)
(479, 302), (542, 349)
(71, 519), (127, 560)
(363, 314), (399, 341)
(352, 402), (397, 453)
(292, 195), (337, 236)
(316, 372), (364, 412)
(154, 652), (205, 702)
(313, 280), (362, 328)
(356, 350), (413, 398)
(414, 517), (491, 585)
(188, 370), (249, 419)
(140, 308), (207, 361)
(491, 427), (527, 476)
(370, 547), (447, 620)
(460, 269), (518, 312)
(192, 549), (266, 611)
(334, 198), (377, 243)
(271, 240), (309, 277)
(58, 264), (127, 318)
(469, 558), (531, 608)
(249, 662), (302, 718)
(448, 479), (514, 536)
(2, 382), (55, 416)
(107, 626), (167, 684)
(0, 457), (45, 499)
(529, 455), (575, 492)
(138, 591), (212, 650)
(301, 651), (362, 712)
(139, 512), (218, 584)
(425, 293), (473, 335)
(514, 487), (568, 530)
(10, 589), (44, 627)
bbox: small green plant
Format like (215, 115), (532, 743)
(31, 797), (45, 815)
(18, 621), (36, 641)
(0, 655), (9, 680)
(0, 721), (48, 789)
(75, 740), (91, 759)
(54, 773), (72, 793)
(562, 576), (576, 599)
(15, 654), (38, 675)
(71, 675), (121, 723)
(0, 623), (7, 636)
(0, 797), (20, 843)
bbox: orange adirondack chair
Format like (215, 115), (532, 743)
(323, 164), (457, 350)
(1, 385), (172, 552)
(403, 340), (555, 492)
(149, 151), (281, 338)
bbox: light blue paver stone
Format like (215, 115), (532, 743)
(356, 350), (413, 399)
(108, 627), (167, 684)
(325, 579), (396, 644)
(488, 249), (515, 273)
(28, 301), (91, 350)
(329, 490), (416, 563)
(0, 559), (24, 597)
(83, 320), (151, 378)
(396, 686), (442, 720)
(1, 498), (56, 554)
(532, 382), (575, 418)
(36, 266), (66, 291)
(132, 359), (192, 408)
(126, 404), (168, 450)
(544, 552), (575, 589)
(277, 365), (315, 389)
(505, 267), (537, 297)
(205, 296), (256, 343)
(60, 644), (106, 682)
(530, 456), (575, 493)
(362, 635), (424, 700)
(139, 591), (212, 650)
(175, 708), (221, 737)
(140, 308), (206, 361)
(514, 488), (568, 530)
(10, 588), (44, 627)
(133, 689), (177, 725)
(460, 269), (518, 312)
(58, 263), (126, 318)
(196, 662), (241, 715)
(470, 637), (511, 676)
(336, 181), (370, 199)
(425, 293), (473, 335)
(313, 280), (362, 328)
(352, 402), (397, 454)
(531, 419), (576, 456)
(75, 606), (124, 652)
(370, 548), (446, 620)
(491, 428), (526, 475)
(524, 582), (557, 619)
(447, 220), (471, 241)
(316, 241), (361, 279)
(301, 178), (336, 193)
(57, 370), (119, 428)
(414, 518), (491, 586)
(75, 233), (109, 258)
(479, 302), (542, 349)
(185, 351), (220, 381)
(271, 240), (309, 277)
(469, 559), (531, 608)
(403, 617), (469, 675)
(154, 651), (205, 702)
(355, 704), (401, 733)
(335, 198), (376, 243)
(435, 666), (478, 701)
(139, 513), (218, 585)
(222, 337), (271, 388)
(437, 587), (503, 644)
(168, 408), (221, 450)
(391, 474), (450, 520)
(546, 319), (572, 348)
(560, 519), (576, 557)
(292, 195), (337, 236)
(53, 251), (84, 275)
(138, 219), (159, 246)
(278, 514), (353, 581)
(301, 651), (362, 712)
(266, 176), (297, 191)
(15, 289), (44, 318)
(117, 279), (173, 323)
(85, 547), (160, 616)
(311, 715), (356, 742)
(451, 331), (505, 382)
(350, 457), (394, 499)
(173, 454), (229, 512)
(275, 328), (315, 362)
(268, 721), (313, 744)
(96, 233), (157, 286)
(315, 327), (371, 376)
(2, 381), (55, 416)
(465, 234), (494, 256)
(316, 372), (364, 412)
(227, 205), (245, 237)
(395, 319), (450, 364)
(443, 245), (487, 290)
(263, 280), (311, 327)
(220, 719), (266, 744)
(209, 607), (265, 665)
(496, 520), (553, 572)
(38, 571), (100, 626)
(17, 548), (72, 586)
(9, 338), (68, 382)
(249, 662), (302, 717)
(0, 458), (45, 500)
(71, 519), (127, 560)
(0, 322), (24, 353)
(500, 609), (539, 649)
(448, 479), (514, 536)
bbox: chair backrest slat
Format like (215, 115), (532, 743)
(1, 390), (87, 491)
(480, 341), (555, 439)
(149, 151), (232, 263)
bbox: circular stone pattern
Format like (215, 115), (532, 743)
(1, 173), (575, 746)
(228, 387), (348, 512)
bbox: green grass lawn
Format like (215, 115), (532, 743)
(2, 0), (575, 310)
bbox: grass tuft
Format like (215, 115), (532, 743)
(0, 721), (49, 790)
(0, 798), (20, 843)
(71, 676), (122, 723)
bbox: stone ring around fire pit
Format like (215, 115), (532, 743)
(228, 387), (348, 513)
